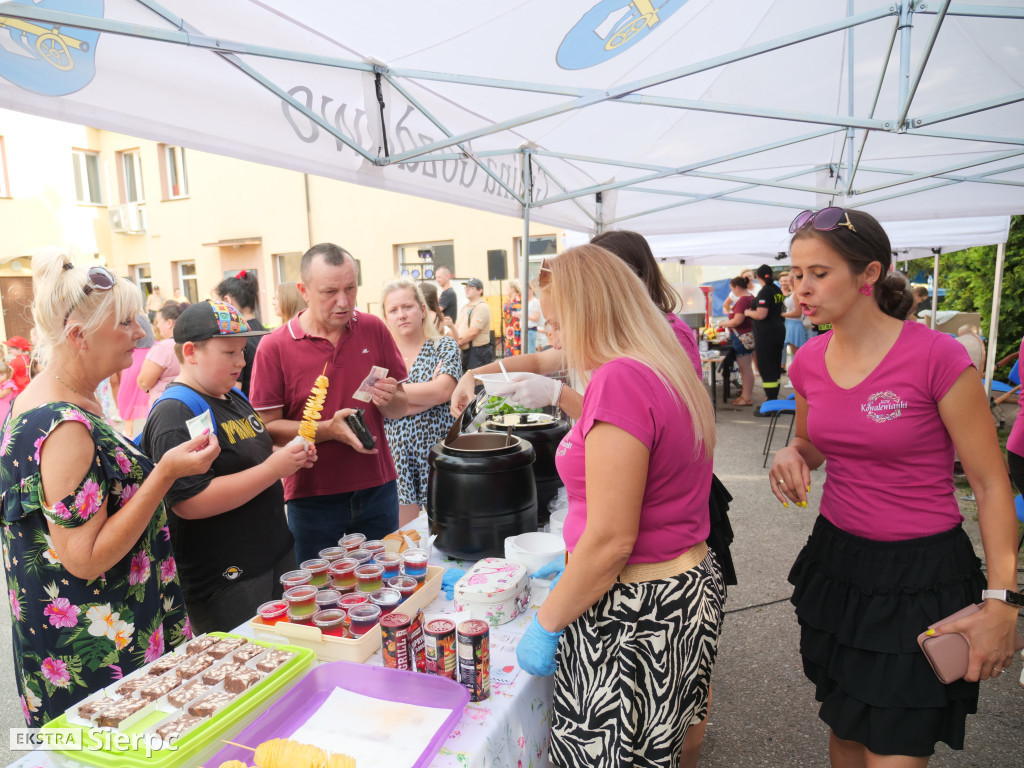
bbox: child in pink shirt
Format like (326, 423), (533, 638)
(0, 360), (16, 423)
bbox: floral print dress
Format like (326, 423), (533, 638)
(0, 403), (191, 726)
(503, 296), (521, 356)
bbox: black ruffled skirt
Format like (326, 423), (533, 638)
(788, 515), (985, 757)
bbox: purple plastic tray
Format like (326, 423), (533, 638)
(208, 660), (470, 768)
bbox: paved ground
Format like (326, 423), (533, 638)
(1, 388), (1021, 766)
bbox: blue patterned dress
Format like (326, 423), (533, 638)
(0, 403), (191, 725)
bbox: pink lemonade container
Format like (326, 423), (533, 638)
(402, 548), (429, 582)
(328, 558), (359, 588)
(369, 587), (402, 616)
(362, 540), (386, 556)
(283, 585), (318, 617)
(257, 600), (288, 625)
(348, 604), (382, 636)
(318, 546), (349, 563)
(387, 575), (418, 602)
(338, 533), (366, 552)
(299, 559), (330, 588)
(355, 563), (384, 593)
(374, 552), (403, 580)
(279, 569), (312, 589)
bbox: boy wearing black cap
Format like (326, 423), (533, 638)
(744, 264), (787, 409)
(139, 301), (316, 633)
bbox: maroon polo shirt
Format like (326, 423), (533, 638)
(249, 309), (407, 501)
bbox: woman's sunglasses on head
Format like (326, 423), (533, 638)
(789, 206), (857, 235)
(63, 264), (117, 325)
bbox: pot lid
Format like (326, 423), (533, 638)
(484, 412), (556, 429)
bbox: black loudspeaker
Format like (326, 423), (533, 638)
(487, 249), (507, 281)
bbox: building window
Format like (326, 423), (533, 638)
(134, 264), (153, 297)
(515, 235), (557, 283)
(177, 261), (198, 303)
(72, 149), (103, 205)
(397, 241), (454, 281)
(0, 136), (9, 198)
(116, 149), (144, 203)
(161, 145), (189, 199)
(274, 252), (302, 284)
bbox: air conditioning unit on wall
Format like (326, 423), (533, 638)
(109, 203), (146, 234)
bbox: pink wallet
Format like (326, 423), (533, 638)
(916, 603), (1024, 684)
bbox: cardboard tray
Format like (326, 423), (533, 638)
(43, 633), (314, 768)
(249, 565), (444, 662)
(207, 660), (470, 768)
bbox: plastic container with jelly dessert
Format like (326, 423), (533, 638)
(43, 633), (314, 768)
(250, 565), (444, 662)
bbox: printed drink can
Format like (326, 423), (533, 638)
(380, 612), (411, 670)
(457, 619), (490, 702)
(425, 619), (457, 679)
(408, 611), (427, 673)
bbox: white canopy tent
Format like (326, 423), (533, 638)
(0, 0), (1021, 387)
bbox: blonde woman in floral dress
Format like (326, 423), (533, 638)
(0, 249), (217, 725)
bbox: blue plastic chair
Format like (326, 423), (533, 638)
(984, 359), (1019, 394)
(760, 398), (797, 467)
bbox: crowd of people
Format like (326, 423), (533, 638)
(0, 210), (1021, 768)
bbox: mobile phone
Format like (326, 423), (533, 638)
(344, 409), (376, 449)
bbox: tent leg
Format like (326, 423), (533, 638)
(929, 248), (940, 330)
(983, 241), (1006, 400)
(520, 149), (532, 356)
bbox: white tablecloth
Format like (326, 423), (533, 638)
(6, 514), (554, 768)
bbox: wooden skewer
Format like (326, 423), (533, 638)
(222, 740), (255, 751)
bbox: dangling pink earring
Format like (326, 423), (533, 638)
(860, 283), (873, 296)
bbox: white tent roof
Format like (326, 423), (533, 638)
(1, 0), (1023, 238)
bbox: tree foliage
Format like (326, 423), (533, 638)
(903, 215), (1024, 367)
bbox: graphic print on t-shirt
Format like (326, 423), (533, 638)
(556, 427), (574, 457)
(861, 390), (909, 423)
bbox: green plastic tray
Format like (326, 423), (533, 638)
(42, 632), (315, 768)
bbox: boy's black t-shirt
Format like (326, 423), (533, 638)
(753, 282), (786, 336)
(139, 383), (292, 600)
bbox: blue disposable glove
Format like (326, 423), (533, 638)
(441, 567), (466, 600)
(532, 556), (565, 588)
(516, 615), (563, 676)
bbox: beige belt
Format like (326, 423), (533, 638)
(564, 540), (709, 585)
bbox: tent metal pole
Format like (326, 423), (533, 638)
(854, 147), (1024, 195)
(897, 2), (914, 117)
(897, 0), (951, 130)
(596, 193), (604, 235)
(930, 248), (940, 330)
(983, 241), (1006, 400)
(521, 150), (533, 356)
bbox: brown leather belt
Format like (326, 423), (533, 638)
(565, 540), (709, 585)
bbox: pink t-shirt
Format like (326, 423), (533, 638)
(666, 313), (703, 377)
(0, 379), (16, 422)
(144, 339), (181, 405)
(556, 357), (712, 563)
(789, 321), (973, 541)
(1005, 337), (1024, 457)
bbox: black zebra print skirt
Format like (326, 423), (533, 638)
(789, 515), (985, 757)
(549, 549), (725, 768)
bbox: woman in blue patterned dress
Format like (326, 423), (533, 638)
(381, 280), (462, 525)
(0, 249), (218, 725)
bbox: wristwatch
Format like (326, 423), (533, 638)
(981, 589), (1024, 607)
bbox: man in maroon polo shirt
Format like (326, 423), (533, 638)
(250, 244), (409, 562)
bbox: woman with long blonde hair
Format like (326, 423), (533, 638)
(514, 245), (724, 768)
(380, 279), (462, 525)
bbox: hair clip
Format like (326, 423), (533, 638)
(235, 270), (247, 279)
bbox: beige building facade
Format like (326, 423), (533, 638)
(0, 109), (561, 341)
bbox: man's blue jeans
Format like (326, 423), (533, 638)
(286, 480), (399, 563)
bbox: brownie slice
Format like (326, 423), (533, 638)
(184, 636), (218, 656)
(206, 637), (247, 659)
(176, 654), (215, 680)
(166, 678), (209, 709)
(76, 698), (111, 720)
(224, 667), (263, 694)
(138, 672), (181, 702)
(114, 676), (150, 696)
(255, 650), (294, 673)
(155, 713), (205, 742)
(95, 697), (148, 728)
(147, 654), (185, 676)
(200, 662), (243, 686)
(232, 643), (265, 663)
(187, 690), (236, 718)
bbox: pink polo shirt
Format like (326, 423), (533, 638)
(249, 309), (407, 500)
(667, 313), (703, 377)
(555, 357), (712, 564)
(1006, 336), (1024, 457)
(789, 321), (973, 540)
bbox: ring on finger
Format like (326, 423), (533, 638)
(777, 478), (786, 487)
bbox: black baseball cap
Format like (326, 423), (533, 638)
(174, 301), (269, 343)
(465, 277), (484, 290)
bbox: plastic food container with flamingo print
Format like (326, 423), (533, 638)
(452, 557), (531, 627)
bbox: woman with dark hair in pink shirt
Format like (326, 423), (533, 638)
(770, 207), (1020, 766)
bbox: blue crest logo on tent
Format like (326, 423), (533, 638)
(557, 0), (691, 70)
(0, 0), (102, 96)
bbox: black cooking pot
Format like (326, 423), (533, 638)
(480, 413), (568, 524)
(427, 433), (537, 559)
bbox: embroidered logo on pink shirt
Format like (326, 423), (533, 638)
(556, 428), (574, 457)
(861, 390), (909, 423)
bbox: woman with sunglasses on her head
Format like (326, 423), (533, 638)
(515, 245), (725, 768)
(770, 208), (1020, 766)
(0, 250), (219, 725)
